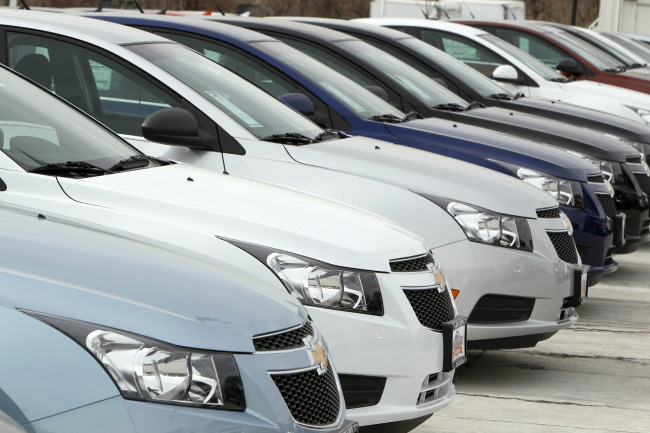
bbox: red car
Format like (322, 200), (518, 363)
(457, 20), (650, 95)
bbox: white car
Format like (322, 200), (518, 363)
(0, 56), (462, 432)
(358, 18), (650, 126)
(2, 10), (584, 430)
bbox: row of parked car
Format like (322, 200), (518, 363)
(0, 7), (648, 433)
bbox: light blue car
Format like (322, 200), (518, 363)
(0, 204), (358, 433)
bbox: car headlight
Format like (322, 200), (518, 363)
(515, 167), (586, 207)
(634, 108), (650, 125)
(225, 239), (383, 315)
(418, 194), (533, 251)
(566, 150), (617, 185)
(24, 310), (245, 410)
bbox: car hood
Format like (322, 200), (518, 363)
(57, 163), (426, 272)
(508, 97), (650, 144)
(384, 117), (598, 181)
(563, 79), (650, 118)
(456, 106), (638, 162)
(285, 135), (559, 219)
(0, 204), (308, 353)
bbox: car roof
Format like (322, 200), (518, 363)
(203, 16), (358, 44)
(357, 17), (490, 36)
(82, 11), (278, 44)
(0, 9), (166, 45)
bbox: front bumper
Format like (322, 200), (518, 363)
(308, 271), (457, 427)
(431, 218), (580, 349)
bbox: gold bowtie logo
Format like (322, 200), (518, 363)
(311, 342), (328, 370)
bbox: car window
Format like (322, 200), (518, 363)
(490, 27), (567, 69)
(7, 32), (179, 136)
(0, 65), (140, 172)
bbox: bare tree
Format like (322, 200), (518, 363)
(415, 0), (438, 19)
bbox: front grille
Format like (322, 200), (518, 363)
(271, 365), (340, 426)
(587, 174), (605, 183)
(468, 295), (535, 323)
(403, 287), (455, 331)
(253, 322), (313, 352)
(536, 206), (561, 218)
(626, 155), (643, 164)
(547, 231), (579, 264)
(633, 172), (650, 195)
(390, 253), (433, 272)
(596, 193), (618, 220)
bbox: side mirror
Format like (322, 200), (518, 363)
(141, 108), (204, 148)
(279, 93), (315, 116)
(364, 85), (389, 101)
(492, 64), (519, 82)
(556, 57), (583, 76)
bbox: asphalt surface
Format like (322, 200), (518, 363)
(414, 242), (650, 433)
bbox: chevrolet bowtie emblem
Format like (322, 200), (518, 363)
(310, 342), (328, 373)
(427, 262), (446, 290)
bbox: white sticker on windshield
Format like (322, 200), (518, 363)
(205, 90), (263, 128)
(319, 81), (367, 114)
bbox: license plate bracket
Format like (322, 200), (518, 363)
(442, 315), (468, 372)
(565, 265), (589, 307)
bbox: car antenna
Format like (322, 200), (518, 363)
(157, 8), (167, 14)
(215, 2), (226, 16)
(460, 1), (475, 19)
(19, 0), (30, 10)
(93, 0), (102, 12)
(132, 0), (145, 13)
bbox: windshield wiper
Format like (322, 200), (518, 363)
(108, 155), (168, 172)
(30, 161), (112, 178)
(513, 92), (526, 99)
(369, 113), (406, 123)
(432, 103), (468, 112)
(490, 92), (513, 100)
(261, 132), (314, 145)
(313, 129), (349, 142)
(549, 77), (570, 82)
(630, 63), (646, 69)
(403, 111), (424, 121)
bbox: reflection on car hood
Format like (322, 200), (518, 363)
(0, 205), (307, 352)
(286, 135), (560, 219)
(58, 163), (426, 272)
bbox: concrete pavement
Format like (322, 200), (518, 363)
(415, 242), (650, 433)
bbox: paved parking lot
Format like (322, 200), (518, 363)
(415, 242), (650, 433)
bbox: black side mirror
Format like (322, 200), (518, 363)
(142, 108), (205, 148)
(556, 57), (583, 76)
(279, 93), (315, 116)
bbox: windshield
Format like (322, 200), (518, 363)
(126, 43), (322, 140)
(252, 40), (404, 119)
(336, 39), (469, 108)
(0, 66), (139, 172)
(547, 30), (624, 70)
(603, 33), (650, 63)
(399, 37), (511, 98)
(480, 33), (566, 81)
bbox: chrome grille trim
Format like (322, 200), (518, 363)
(390, 253), (433, 273)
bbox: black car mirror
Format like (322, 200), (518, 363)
(142, 108), (205, 148)
(556, 57), (583, 76)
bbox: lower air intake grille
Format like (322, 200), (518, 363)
(596, 193), (618, 220)
(633, 172), (650, 195)
(547, 231), (579, 264)
(390, 253), (433, 272)
(626, 155), (643, 164)
(536, 207), (561, 218)
(587, 174), (605, 183)
(253, 322), (313, 352)
(271, 365), (340, 426)
(403, 288), (455, 331)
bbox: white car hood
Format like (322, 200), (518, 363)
(57, 163), (426, 272)
(285, 136), (558, 219)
